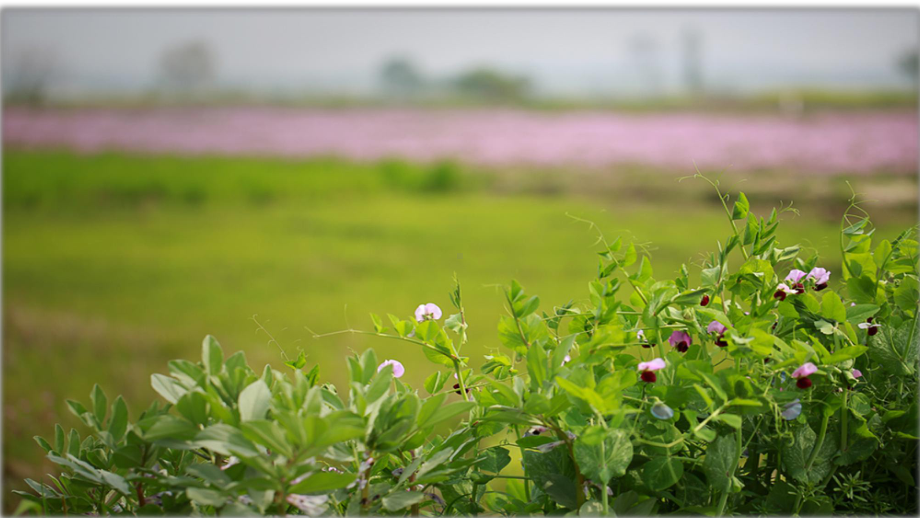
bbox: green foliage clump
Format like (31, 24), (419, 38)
(15, 179), (919, 516)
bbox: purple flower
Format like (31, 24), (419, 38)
(378, 359), (405, 378)
(792, 362), (817, 389)
(707, 321), (727, 335)
(781, 399), (802, 420)
(561, 354), (572, 366)
(852, 369), (863, 379)
(785, 269), (807, 283)
(791, 362), (817, 379)
(414, 303), (442, 322)
(807, 267), (831, 290)
(668, 330), (692, 353)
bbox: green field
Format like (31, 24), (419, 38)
(2, 150), (917, 508)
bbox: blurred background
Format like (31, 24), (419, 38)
(2, 8), (918, 509)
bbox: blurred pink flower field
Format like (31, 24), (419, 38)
(4, 107), (917, 173)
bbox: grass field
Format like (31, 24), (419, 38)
(2, 149), (917, 508)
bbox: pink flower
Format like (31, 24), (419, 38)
(785, 269), (807, 283)
(414, 303), (442, 322)
(668, 330), (692, 353)
(378, 359), (405, 378)
(638, 358), (666, 372)
(707, 321), (727, 335)
(791, 362), (817, 379)
(852, 369), (863, 379)
(807, 267), (831, 290)
(638, 357), (665, 383)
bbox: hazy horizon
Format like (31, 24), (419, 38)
(3, 8), (918, 100)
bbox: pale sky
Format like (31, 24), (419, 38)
(2, 8), (918, 97)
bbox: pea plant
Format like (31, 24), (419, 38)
(16, 180), (919, 516)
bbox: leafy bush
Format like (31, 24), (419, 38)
(16, 179), (919, 516)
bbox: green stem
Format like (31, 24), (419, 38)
(715, 425), (743, 516)
(601, 480), (609, 516)
(702, 175), (750, 261)
(805, 411), (831, 472)
(453, 361), (471, 401)
(840, 388), (848, 457)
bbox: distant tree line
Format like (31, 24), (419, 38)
(378, 56), (531, 104)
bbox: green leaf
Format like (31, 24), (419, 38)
(90, 384), (107, 425)
(574, 428), (633, 484)
(418, 401), (475, 429)
(283, 351), (307, 371)
(241, 420), (293, 458)
(417, 393), (447, 429)
(33, 436), (52, 454)
(67, 429), (80, 458)
(415, 320), (439, 342)
(782, 423), (836, 484)
(289, 471), (357, 493)
(151, 374), (185, 404)
(693, 426), (716, 443)
(202, 335), (224, 376)
(814, 320), (835, 336)
(822, 346), (868, 365)
(715, 414), (742, 429)
(195, 424), (260, 458)
(623, 243), (638, 267)
(731, 192), (750, 220)
(847, 276), (877, 304)
(176, 391), (209, 426)
(238, 380), (272, 422)
(108, 396), (129, 441)
(703, 434), (737, 493)
(526, 345), (547, 389)
(423, 371), (446, 395)
(634, 256), (653, 283)
(370, 313), (386, 334)
(144, 415), (199, 442)
(641, 457), (683, 491)
(54, 424), (65, 454)
(846, 304), (879, 323)
(522, 447), (578, 509)
(382, 491), (426, 512)
(186, 487), (227, 507)
(701, 266), (722, 287)
(874, 239), (892, 268)
(821, 291), (847, 323)
(478, 447), (512, 473)
(895, 276), (919, 316)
